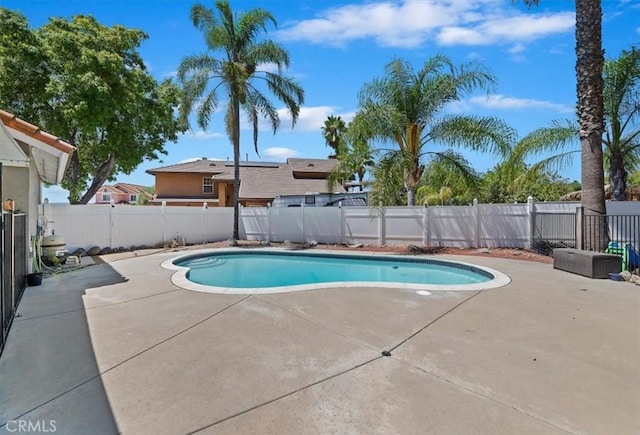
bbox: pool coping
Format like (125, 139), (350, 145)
(161, 248), (511, 294)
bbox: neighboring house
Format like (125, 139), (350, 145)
(94, 183), (152, 205)
(0, 110), (75, 238)
(146, 158), (345, 207)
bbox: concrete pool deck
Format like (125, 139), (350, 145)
(0, 249), (639, 434)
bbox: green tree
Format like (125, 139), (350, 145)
(321, 115), (348, 158)
(415, 151), (482, 205)
(326, 115), (376, 192)
(178, 0), (304, 243)
(478, 162), (578, 203)
(512, 47), (640, 200)
(0, 9), (184, 204)
(0, 9), (48, 122)
(368, 150), (406, 206)
(356, 56), (514, 206)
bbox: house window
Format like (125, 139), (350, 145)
(203, 177), (213, 193)
(130, 194), (138, 203)
(101, 193), (111, 202)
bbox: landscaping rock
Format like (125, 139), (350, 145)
(620, 270), (632, 282)
(86, 246), (101, 256)
(72, 247), (87, 257)
(99, 247), (113, 255)
(630, 274), (640, 285)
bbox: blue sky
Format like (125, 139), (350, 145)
(3, 0), (639, 203)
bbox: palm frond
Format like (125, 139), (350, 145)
(429, 115), (515, 157)
(512, 119), (578, 162)
(237, 8), (277, 46)
(427, 150), (482, 188)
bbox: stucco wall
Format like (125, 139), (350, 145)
(155, 173), (220, 198)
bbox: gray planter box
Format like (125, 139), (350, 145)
(553, 248), (621, 279)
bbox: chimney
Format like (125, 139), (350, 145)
(246, 153), (248, 161)
(202, 157), (207, 160)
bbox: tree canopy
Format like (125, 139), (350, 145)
(0, 8), (185, 204)
(355, 56), (514, 206)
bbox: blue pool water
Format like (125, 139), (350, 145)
(173, 251), (494, 289)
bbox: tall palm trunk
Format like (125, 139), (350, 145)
(576, 0), (608, 250)
(609, 152), (627, 201)
(231, 95), (241, 244)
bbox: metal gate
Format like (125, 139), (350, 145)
(1, 212), (28, 357)
(532, 210), (577, 256)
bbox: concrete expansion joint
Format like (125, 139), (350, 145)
(402, 360), (573, 434)
(389, 290), (485, 353)
(185, 354), (384, 434)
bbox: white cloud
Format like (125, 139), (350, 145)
(271, 106), (356, 132)
(185, 130), (224, 140)
(277, 0), (573, 49)
(257, 62), (283, 74)
(438, 12), (574, 46)
(263, 147), (299, 160)
(467, 94), (573, 113)
(508, 43), (526, 55)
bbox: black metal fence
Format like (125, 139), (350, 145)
(580, 212), (640, 271)
(1, 212), (28, 357)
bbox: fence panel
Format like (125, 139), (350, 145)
(205, 208), (234, 242)
(241, 207), (269, 241)
(269, 208), (304, 243)
(384, 207), (424, 246)
(43, 204), (111, 249)
(301, 207), (342, 244)
(111, 206), (163, 248)
(479, 203), (529, 248)
(428, 205), (475, 247)
(342, 207), (379, 245)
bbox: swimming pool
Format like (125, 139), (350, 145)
(162, 249), (510, 294)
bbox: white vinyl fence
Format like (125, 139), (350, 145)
(39, 199), (639, 252)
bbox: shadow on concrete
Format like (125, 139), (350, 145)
(0, 262), (128, 435)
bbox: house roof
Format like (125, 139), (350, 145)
(287, 158), (338, 175)
(113, 183), (150, 194)
(0, 110), (75, 184)
(147, 158), (344, 200)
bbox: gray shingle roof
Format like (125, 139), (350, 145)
(147, 158), (344, 199)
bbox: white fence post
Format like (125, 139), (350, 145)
(473, 198), (480, 248)
(109, 199), (115, 248)
(339, 201), (344, 245)
(267, 202), (272, 243)
(423, 203), (429, 246)
(161, 200), (166, 243)
(203, 202), (208, 243)
(301, 201), (305, 244)
(527, 196), (535, 249)
(378, 206), (385, 245)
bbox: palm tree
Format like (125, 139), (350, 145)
(522, 0), (607, 250)
(321, 115), (348, 158)
(326, 114), (377, 192)
(512, 47), (640, 200)
(177, 1), (304, 243)
(356, 56), (514, 206)
(604, 46), (640, 200)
